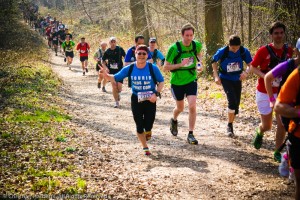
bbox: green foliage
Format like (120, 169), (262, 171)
(76, 178), (87, 192)
(56, 135), (67, 142)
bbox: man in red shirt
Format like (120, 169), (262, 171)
(76, 37), (90, 76)
(251, 21), (293, 162)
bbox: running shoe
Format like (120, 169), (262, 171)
(98, 83), (101, 89)
(253, 127), (263, 149)
(187, 133), (198, 145)
(227, 124), (234, 137)
(64, 57), (66, 62)
(170, 118), (178, 136)
(145, 131), (152, 141)
(143, 147), (151, 156)
(114, 102), (119, 108)
(274, 150), (281, 163)
(83, 71), (85, 76)
(85, 68), (88, 73)
(102, 87), (107, 92)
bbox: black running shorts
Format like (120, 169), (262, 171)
(65, 51), (74, 58)
(289, 134), (300, 169)
(80, 56), (88, 62)
(171, 80), (197, 101)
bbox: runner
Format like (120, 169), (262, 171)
(124, 35), (151, 65)
(102, 45), (164, 155)
(264, 39), (300, 159)
(212, 35), (252, 137)
(163, 23), (203, 145)
(94, 41), (108, 91)
(62, 35), (75, 70)
(51, 28), (59, 56)
(148, 37), (165, 67)
(250, 22), (293, 162)
(101, 37), (126, 108)
(76, 37), (90, 76)
(274, 38), (300, 199)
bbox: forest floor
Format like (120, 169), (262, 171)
(47, 45), (295, 199)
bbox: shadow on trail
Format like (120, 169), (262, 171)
(146, 151), (210, 173)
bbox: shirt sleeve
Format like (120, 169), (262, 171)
(152, 64), (164, 83)
(157, 50), (165, 60)
(124, 48), (133, 62)
(244, 48), (253, 64)
(114, 65), (130, 82)
(212, 48), (223, 63)
(76, 43), (80, 50)
(271, 61), (289, 78)
(165, 44), (177, 63)
(251, 46), (266, 68)
(277, 68), (300, 104)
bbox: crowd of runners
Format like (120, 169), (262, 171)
(23, 9), (300, 199)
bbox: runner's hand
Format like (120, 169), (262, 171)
(214, 76), (221, 85)
(148, 94), (157, 103)
(239, 71), (247, 81)
(180, 58), (189, 67)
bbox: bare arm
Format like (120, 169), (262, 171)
(274, 101), (299, 118)
(149, 81), (164, 103)
(250, 65), (265, 78)
(163, 59), (188, 71)
(211, 62), (221, 85)
(264, 70), (276, 107)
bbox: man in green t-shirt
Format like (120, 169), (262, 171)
(164, 23), (203, 145)
(61, 35), (75, 70)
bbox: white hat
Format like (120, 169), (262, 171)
(109, 37), (116, 42)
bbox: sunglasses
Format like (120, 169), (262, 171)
(137, 52), (147, 55)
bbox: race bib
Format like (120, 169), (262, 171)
(272, 77), (282, 87)
(181, 57), (194, 67)
(226, 62), (240, 72)
(110, 63), (118, 69)
(137, 91), (153, 102)
(80, 50), (86, 53)
(53, 37), (57, 40)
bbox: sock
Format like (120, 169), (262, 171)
(189, 131), (193, 135)
(228, 123), (233, 127)
(172, 118), (177, 123)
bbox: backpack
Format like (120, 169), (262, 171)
(152, 49), (158, 64)
(130, 46), (136, 62)
(170, 40), (200, 73)
(218, 46), (247, 74)
(127, 63), (158, 88)
(262, 44), (288, 73)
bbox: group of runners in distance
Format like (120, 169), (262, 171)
(25, 11), (300, 198)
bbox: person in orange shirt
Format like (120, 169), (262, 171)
(275, 38), (300, 200)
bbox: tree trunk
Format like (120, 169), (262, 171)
(129, 0), (150, 43)
(248, 0), (252, 47)
(205, 0), (224, 73)
(239, 0), (244, 42)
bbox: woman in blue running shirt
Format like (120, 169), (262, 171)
(102, 45), (164, 156)
(211, 35), (252, 137)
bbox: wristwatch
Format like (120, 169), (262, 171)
(155, 91), (161, 98)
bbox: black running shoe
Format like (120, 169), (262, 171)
(64, 57), (66, 62)
(227, 124), (234, 137)
(83, 71), (85, 76)
(85, 68), (88, 73)
(97, 83), (101, 89)
(170, 118), (178, 136)
(187, 133), (198, 145)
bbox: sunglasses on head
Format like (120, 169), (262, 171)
(137, 52), (147, 55)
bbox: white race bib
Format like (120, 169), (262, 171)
(226, 62), (240, 72)
(272, 77), (282, 87)
(80, 50), (85, 53)
(110, 63), (118, 69)
(181, 57), (194, 67)
(137, 91), (153, 102)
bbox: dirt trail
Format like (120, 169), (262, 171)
(50, 49), (294, 199)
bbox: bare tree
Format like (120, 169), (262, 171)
(129, 0), (150, 43)
(205, 0), (224, 73)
